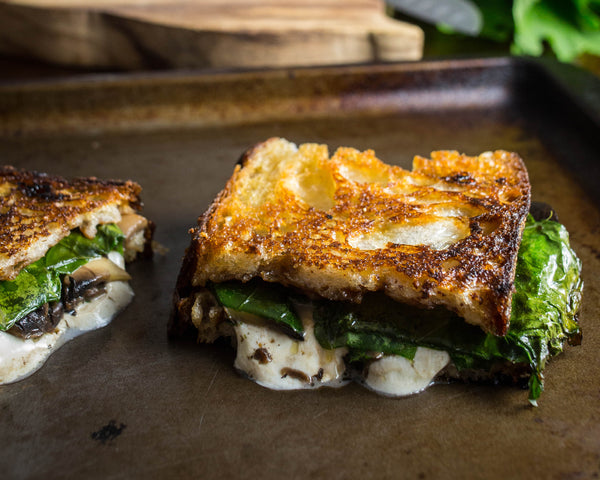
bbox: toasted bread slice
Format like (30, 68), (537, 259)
(173, 137), (530, 336)
(0, 166), (144, 281)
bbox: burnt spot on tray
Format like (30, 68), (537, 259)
(91, 420), (127, 445)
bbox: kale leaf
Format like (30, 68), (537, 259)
(211, 279), (305, 340)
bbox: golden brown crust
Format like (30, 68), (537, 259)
(0, 166), (143, 280)
(174, 138), (531, 336)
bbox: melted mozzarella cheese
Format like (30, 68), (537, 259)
(231, 304), (348, 390)
(0, 252), (133, 385)
(364, 348), (450, 397)
(230, 302), (451, 396)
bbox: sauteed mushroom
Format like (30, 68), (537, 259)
(8, 302), (64, 339)
(62, 258), (130, 312)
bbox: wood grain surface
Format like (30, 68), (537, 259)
(0, 0), (423, 70)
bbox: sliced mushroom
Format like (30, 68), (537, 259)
(8, 302), (64, 339)
(62, 257), (130, 312)
(118, 213), (150, 261)
(67, 257), (131, 284)
(118, 213), (148, 239)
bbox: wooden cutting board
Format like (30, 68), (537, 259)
(0, 0), (423, 71)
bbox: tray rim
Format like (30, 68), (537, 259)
(1, 56), (599, 136)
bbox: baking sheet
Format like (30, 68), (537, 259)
(1, 57), (599, 479)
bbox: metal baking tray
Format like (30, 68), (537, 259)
(1, 57), (599, 479)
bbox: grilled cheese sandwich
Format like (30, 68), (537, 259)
(170, 138), (582, 404)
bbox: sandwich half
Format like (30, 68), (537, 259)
(170, 138), (583, 404)
(0, 166), (153, 384)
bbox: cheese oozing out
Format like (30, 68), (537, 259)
(0, 251), (133, 385)
(229, 303), (450, 396)
(231, 304), (348, 390)
(363, 348), (450, 397)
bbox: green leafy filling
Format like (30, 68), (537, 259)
(0, 224), (125, 331)
(211, 279), (305, 340)
(211, 216), (583, 404)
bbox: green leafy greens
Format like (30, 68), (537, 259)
(212, 216), (583, 404)
(211, 279), (305, 340)
(428, 0), (600, 62)
(0, 224), (125, 331)
(512, 0), (600, 62)
(506, 214), (583, 402)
